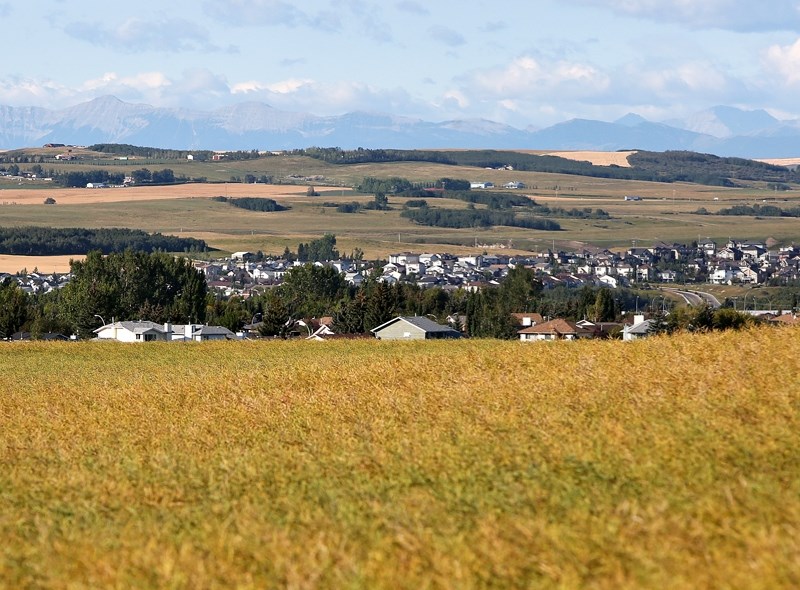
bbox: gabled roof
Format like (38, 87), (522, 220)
(193, 325), (235, 337)
(518, 318), (593, 336)
(371, 316), (461, 335)
(625, 320), (654, 335)
(511, 312), (544, 326)
(94, 321), (166, 335)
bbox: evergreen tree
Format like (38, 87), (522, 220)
(0, 278), (29, 338)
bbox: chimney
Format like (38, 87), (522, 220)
(634, 314), (645, 325)
(185, 324), (193, 341)
(164, 322), (172, 339)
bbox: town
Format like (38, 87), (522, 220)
(3, 235), (799, 343)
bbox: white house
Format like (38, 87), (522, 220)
(623, 315), (654, 341)
(95, 321), (235, 342)
(94, 321), (171, 342)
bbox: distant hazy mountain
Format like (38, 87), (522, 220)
(666, 106), (781, 138)
(0, 96), (798, 158)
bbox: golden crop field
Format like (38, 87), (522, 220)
(1, 329), (799, 588)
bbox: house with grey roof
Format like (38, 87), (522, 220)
(371, 316), (462, 340)
(94, 321), (171, 342)
(622, 315), (654, 341)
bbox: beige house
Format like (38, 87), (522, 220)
(371, 316), (462, 340)
(518, 318), (594, 342)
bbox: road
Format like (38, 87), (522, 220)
(663, 288), (721, 308)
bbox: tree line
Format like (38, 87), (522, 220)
(695, 204), (800, 217)
(211, 196), (288, 212)
(299, 147), (800, 187)
(400, 207), (561, 230)
(0, 227), (208, 256)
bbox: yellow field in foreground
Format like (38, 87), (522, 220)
(1, 329), (799, 588)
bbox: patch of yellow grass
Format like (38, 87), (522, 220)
(542, 150), (637, 167)
(756, 157), (800, 167)
(0, 254), (79, 273)
(1, 329), (799, 588)
(0, 183), (311, 206)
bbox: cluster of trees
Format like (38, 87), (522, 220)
(89, 145), (266, 161)
(129, 168), (180, 184)
(650, 305), (755, 335)
(0, 227), (208, 256)
(401, 207), (561, 230)
(532, 205), (611, 219)
(295, 234), (340, 262)
(55, 170), (126, 187)
(62, 251), (208, 337)
(298, 147), (455, 166)
(327, 193), (390, 213)
(212, 267), (670, 339)
(1, 251), (207, 339)
(695, 204), (800, 218)
(444, 190), (534, 209)
(628, 151), (800, 185)
(210, 196), (288, 212)
(357, 176), (416, 194)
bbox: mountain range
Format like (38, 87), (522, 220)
(1, 96), (798, 159)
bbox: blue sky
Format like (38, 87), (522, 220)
(2, 0), (800, 127)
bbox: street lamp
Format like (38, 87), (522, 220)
(94, 314), (106, 326)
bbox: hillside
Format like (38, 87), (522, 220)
(2, 330), (799, 588)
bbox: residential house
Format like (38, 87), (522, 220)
(511, 312), (544, 330)
(518, 318), (594, 342)
(95, 321), (172, 342)
(371, 316), (462, 340)
(622, 315), (654, 341)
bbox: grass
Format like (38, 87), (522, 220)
(1, 329), (799, 588)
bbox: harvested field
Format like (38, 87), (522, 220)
(0, 183), (311, 206)
(541, 150), (636, 167)
(756, 157), (800, 167)
(0, 254), (79, 273)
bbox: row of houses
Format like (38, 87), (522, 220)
(0, 271), (70, 294)
(192, 238), (800, 299)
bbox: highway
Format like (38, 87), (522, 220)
(663, 288), (722, 308)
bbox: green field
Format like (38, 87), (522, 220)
(2, 149), (800, 255)
(1, 329), (799, 588)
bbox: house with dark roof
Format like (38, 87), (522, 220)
(517, 318), (595, 342)
(371, 316), (462, 340)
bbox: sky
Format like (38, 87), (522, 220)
(2, 0), (800, 128)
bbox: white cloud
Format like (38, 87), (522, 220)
(574, 0), (800, 32)
(764, 38), (800, 85)
(64, 17), (229, 53)
(395, 1), (428, 15)
(635, 62), (730, 97)
(229, 78), (421, 115)
(201, 0), (341, 31)
(464, 55), (610, 100)
(428, 25), (466, 47)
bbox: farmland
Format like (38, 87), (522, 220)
(1, 329), (799, 588)
(1, 148), (800, 272)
